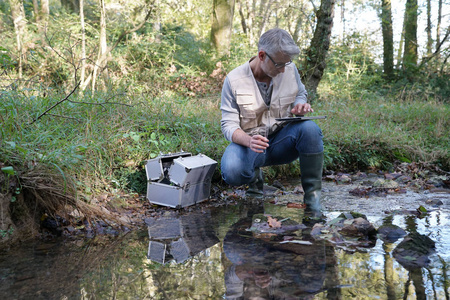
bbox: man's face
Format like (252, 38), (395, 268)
(260, 51), (292, 78)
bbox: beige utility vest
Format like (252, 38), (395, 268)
(227, 58), (299, 136)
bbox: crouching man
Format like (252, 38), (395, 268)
(220, 28), (324, 217)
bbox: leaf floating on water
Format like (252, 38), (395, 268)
(267, 216), (282, 228)
(279, 240), (313, 245)
(417, 205), (427, 214)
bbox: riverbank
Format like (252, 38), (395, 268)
(2, 160), (448, 248)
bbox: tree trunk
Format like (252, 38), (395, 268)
(302, 0), (336, 100)
(340, 0), (345, 41)
(292, 0), (305, 43)
(397, 8), (407, 69)
(256, 0), (272, 39)
(9, 0), (27, 79)
(32, 0), (40, 22)
(40, 0), (49, 36)
(248, 0), (255, 46)
(426, 0), (432, 56)
(211, 0), (235, 55)
(79, 0), (86, 89)
(436, 0), (442, 56)
(237, 0), (247, 34)
(381, 0), (394, 79)
(91, 0), (108, 92)
(402, 0), (418, 71)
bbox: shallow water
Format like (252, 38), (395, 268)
(1, 181), (449, 299)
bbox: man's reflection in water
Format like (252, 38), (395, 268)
(223, 216), (336, 300)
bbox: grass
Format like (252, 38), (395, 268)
(0, 74), (449, 241)
(2, 80), (448, 191)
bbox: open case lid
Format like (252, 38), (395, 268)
(145, 152), (192, 181)
(168, 154), (217, 187)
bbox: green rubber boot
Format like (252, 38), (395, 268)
(299, 152), (324, 219)
(247, 167), (264, 196)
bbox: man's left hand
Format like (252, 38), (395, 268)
(291, 103), (314, 115)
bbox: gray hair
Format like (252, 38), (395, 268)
(258, 28), (300, 58)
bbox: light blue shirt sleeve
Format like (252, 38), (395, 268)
(294, 67), (308, 106)
(220, 76), (241, 142)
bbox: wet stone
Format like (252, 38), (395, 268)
(311, 212), (377, 249)
(393, 232), (436, 269)
(246, 214), (306, 235)
(377, 224), (407, 243)
(339, 217), (377, 239)
(425, 198), (444, 206)
(396, 175), (412, 184)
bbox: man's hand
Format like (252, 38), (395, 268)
(231, 128), (268, 153)
(249, 135), (269, 153)
(291, 103), (314, 115)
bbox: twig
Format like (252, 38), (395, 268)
(30, 80), (81, 124)
(68, 99), (133, 107)
(46, 113), (81, 122)
(67, 92), (134, 110)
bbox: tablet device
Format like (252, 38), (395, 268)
(275, 115), (327, 122)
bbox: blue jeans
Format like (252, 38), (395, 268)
(221, 120), (323, 186)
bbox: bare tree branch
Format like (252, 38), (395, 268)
(67, 92), (134, 111)
(30, 81), (81, 125)
(420, 26), (450, 67)
(110, 8), (154, 53)
(46, 113), (81, 122)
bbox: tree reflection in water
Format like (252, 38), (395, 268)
(222, 215), (338, 299)
(0, 202), (449, 299)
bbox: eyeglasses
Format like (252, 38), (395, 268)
(265, 53), (292, 69)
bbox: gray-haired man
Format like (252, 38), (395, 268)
(220, 28), (324, 217)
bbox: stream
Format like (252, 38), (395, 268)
(0, 179), (449, 299)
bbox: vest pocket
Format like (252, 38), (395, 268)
(277, 96), (295, 117)
(236, 93), (256, 118)
(236, 93), (257, 130)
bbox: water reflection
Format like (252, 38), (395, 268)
(222, 215), (337, 299)
(145, 212), (220, 264)
(0, 197), (449, 299)
(142, 201), (449, 300)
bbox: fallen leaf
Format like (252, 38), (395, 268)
(417, 205), (428, 214)
(267, 216), (282, 228)
(287, 202), (306, 209)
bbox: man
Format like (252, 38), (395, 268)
(220, 28), (324, 216)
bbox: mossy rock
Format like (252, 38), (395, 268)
(337, 211), (368, 220)
(372, 179), (399, 189)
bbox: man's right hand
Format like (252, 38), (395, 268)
(249, 134), (269, 153)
